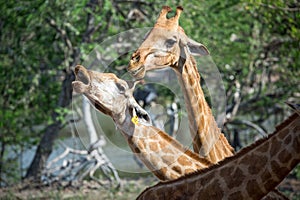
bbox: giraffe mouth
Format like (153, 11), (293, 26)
(74, 65), (90, 85)
(72, 65), (91, 94)
(129, 65), (145, 79)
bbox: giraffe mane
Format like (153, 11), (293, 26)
(138, 112), (299, 194)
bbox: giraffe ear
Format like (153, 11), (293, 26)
(186, 38), (210, 56)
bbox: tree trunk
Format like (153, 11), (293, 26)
(0, 143), (5, 185)
(82, 97), (99, 145)
(25, 70), (74, 180)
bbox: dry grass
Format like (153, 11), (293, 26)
(0, 175), (299, 200)
(0, 177), (156, 200)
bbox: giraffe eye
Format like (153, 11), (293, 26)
(165, 39), (177, 48)
(132, 55), (140, 62)
(116, 83), (126, 93)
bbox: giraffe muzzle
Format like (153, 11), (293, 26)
(72, 65), (91, 94)
(74, 65), (90, 85)
(128, 64), (145, 80)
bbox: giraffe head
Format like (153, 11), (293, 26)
(72, 65), (151, 128)
(127, 6), (209, 80)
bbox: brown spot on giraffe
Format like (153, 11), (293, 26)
(257, 140), (270, 153)
(199, 182), (224, 200)
(171, 165), (182, 174)
(284, 134), (292, 145)
(160, 167), (168, 176)
(261, 169), (272, 183)
(246, 179), (265, 198)
(278, 128), (289, 140)
(219, 165), (231, 177)
(247, 154), (268, 174)
(293, 124), (300, 132)
(163, 147), (175, 155)
(278, 149), (292, 164)
(184, 168), (195, 174)
(228, 191), (244, 200)
(149, 142), (159, 152)
(161, 155), (175, 165)
(223, 167), (245, 188)
(292, 131), (300, 151)
(177, 155), (192, 166)
(270, 138), (282, 156)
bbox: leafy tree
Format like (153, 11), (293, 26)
(0, 0), (170, 186)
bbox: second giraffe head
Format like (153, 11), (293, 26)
(127, 6), (209, 80)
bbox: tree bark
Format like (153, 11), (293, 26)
(0, 143), (5, 185)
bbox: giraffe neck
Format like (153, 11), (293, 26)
(175, 52), (233, 161)
(137, 112), (300, 199)
(114, 110), (212, 181)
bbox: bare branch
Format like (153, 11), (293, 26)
(229, 119), (268, 137)
(42, 140), (120, 188)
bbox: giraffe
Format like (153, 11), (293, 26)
(72, 65), (289, 199)
(72, 65), (212, 181)
(127, 7), (290, 199)
(127, 6), (234, 163)
(137, 108), (300, 200)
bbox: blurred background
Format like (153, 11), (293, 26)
(0, 0), (299, 199)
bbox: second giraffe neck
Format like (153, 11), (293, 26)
(176, 56), (225, 157)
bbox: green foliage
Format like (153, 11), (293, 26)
(0, 0), (164, 186)
(0, 0), (123, 185)
(295, 165), (300, 179)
